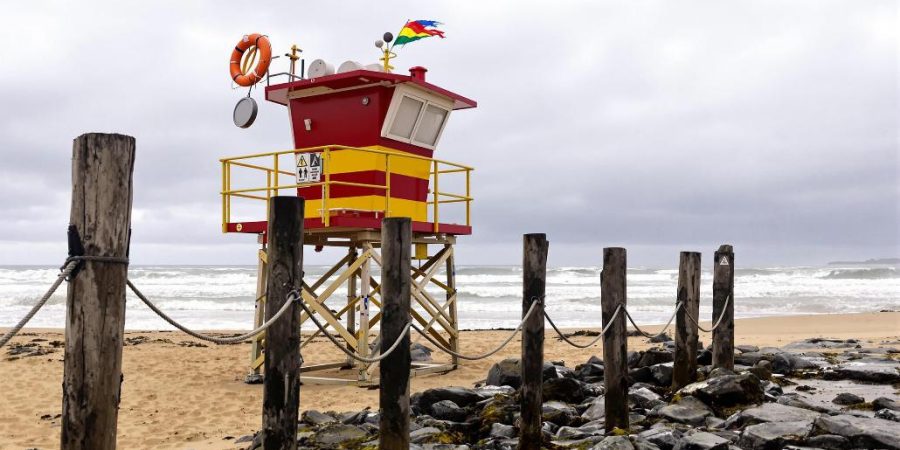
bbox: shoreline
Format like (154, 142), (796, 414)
(1, 311), (898, 449)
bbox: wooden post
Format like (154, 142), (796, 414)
(346, 246), (358, 367)
(445, 244), (459, 367)
(249, 238), (268, 377)
(519, 234), (548, 450)
(602, 247), (628, 433)
(672, 251), (701, 391)
(261, 196), (304, 450)
(712, 245), (735, 370)
(379, 218), (412, 450)
(61, 133), (135, 450)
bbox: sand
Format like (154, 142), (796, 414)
(1, 312), (898, 449)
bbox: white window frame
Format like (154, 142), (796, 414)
(382, 84), (453, 150)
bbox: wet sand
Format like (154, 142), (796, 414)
(0, 311), (897, 449)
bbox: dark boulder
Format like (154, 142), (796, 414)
(831, 392), (864, 405)
(689, 374), (764, 408)
(738, 420), (812, 450)
(813, 414), (900, 450)
(542, 377), (585, 403)
(430, 400), (469, 422)
(672, 431), (729, 450)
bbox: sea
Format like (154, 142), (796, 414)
(1, 264), (897, 331)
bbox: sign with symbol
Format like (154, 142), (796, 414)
(720, 256), (729, 266)
(296, 152), (322, 183)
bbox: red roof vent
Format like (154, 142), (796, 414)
(409, 66), (428, 81)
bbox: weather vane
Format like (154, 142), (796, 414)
(375, 20), (445, 73)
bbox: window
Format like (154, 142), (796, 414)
(382, 86), (454, 149)
(413, 104), (449, 147)
(388, 96), (424, 139)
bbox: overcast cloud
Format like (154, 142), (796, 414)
(0, 0), (896, 267)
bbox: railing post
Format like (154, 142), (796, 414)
(519, 233), (548, 450)
(379, 217), (412, 449)
(712, 245), (735, 370)
(261, 196), (304, 450)
(433, 160), (439, 232)
(673, 251), (701, 391)
(602, 247), (628, 433)
(61, 133), (135, 450)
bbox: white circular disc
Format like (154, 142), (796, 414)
(233, 97), (258, 129)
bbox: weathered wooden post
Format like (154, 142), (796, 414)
(261, 196), (304, 450)
(519, 233), (548, 450)
(379, 217), (412, 450)
(602, 247), (628, 432)
(61, 133), (135, 450)
(712, 244), (735, 370)
(672, 251), (701, 391)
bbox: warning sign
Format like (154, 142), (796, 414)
(296, 152), (322, 183)
(720, 256), (729, 266)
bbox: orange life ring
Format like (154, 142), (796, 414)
(230, 33), (272, 87)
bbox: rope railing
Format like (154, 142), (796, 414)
(295, 297), (411, 364)
(543, 304), (624, 349)
(681, 294), (732, 333)
(413, 300), (540, 360)
(0, 256), (129, 349)
(127, 281), (282, 345)
(622, 302), (682, 340)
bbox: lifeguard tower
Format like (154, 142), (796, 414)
(220, 48), (476, 385)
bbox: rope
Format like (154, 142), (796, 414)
(622, 302), (682, 339)
(2, 256), (129, 349)
(681, 294), (732, 333)
(128, 280), (292, 344)
(295, 298), (410, 363)
(413, 300), (540, 360)
(0, 261), (78, 348)
(543, 304), (624, 349)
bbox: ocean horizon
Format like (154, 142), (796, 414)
(2, 263), (897, 331)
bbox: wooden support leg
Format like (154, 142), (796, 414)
(358, 252), (371, 382)
(602, 247), (629, 433)
(445, 245), (459, 367)
(712, 245), (735, 370)
(673, 251), (701, 391)
(249, 240), (268, 377)
(346, 247), (358, 368)
(519, 234), (548, 450)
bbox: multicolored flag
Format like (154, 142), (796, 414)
(394, 20), (445, 46)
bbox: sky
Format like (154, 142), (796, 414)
(0, 0), (896, 268)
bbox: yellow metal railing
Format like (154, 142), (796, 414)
(220, 145), (473, 233)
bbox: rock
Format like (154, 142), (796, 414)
(416, 386), (484, 413)
(650, 332), (672, 343)
(690, 374), (764, 408)
(831, 360), (900, 383)
(638, 427), (683, 450)
(475, 385), (515, 398)
(875, 408), (900, 422)
(638, 349), (674, 368)
(650, 363), (674, 387)
(705, 416), (724, 429)
(485, 358), (557, 388)
(831, 392), (864, 405)
(478, 395), (518, 428)
(301, 409), (337, 426)
(748, 361), (772, 380)
(582, 395), (606, 421)
(629, 387), (665, 410)
(543, 377), (585, 403)
(576, 362), (606, 382)
(813, 414), (900, 450)
(776, 394), (838, 414)
(658, 397), (713, 426)
(486, 358), (521, 388)
(707, 368), (736, 380)
(734, 352), (771, 367)
(489, 423), (516, 438)
(243, 373), (264, 384)
(873, 396), (900, 411)
(732, 403), (821, 427)
(738, 421), (812, 450)
(805, 434), (850, 449)
(736, 345), (759, 353)
(592, 436), (635, 450)
(556, 424), (603, 440)
(410, 426), (442, 444)
(542, 401), (578, 426)
(430, 400), (468, 422)
(338, 409), (369, 425)
(782, 337), (859, 350)
(312, 423), (368, 445)
(696, 348), (712, 365)
(673, 431), (729, 450)
(411, 342), (433, 362)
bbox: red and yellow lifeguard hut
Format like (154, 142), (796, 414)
(219, 28), (475, 384)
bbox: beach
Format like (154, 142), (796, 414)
(1, 311), (897, 449)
